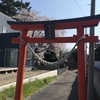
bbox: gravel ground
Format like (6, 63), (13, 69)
(0, 70), (48, 86)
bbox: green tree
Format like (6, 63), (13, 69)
(0, 0), (31, 17)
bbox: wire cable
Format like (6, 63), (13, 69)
(74, 0), (85, 16)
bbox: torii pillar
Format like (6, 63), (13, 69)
(77, 27), (87, 100)
(14, 29), (28, 100)
(8, 14), (100, 100)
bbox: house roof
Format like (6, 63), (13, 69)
(0, 12), (17, 33)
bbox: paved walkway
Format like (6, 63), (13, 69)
(28, 70), (78, 100)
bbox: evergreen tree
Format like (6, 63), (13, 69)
(0, 0), (31, 17)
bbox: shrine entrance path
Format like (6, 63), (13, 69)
(28, 70), (78, 100)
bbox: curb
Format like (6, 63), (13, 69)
(0, 70), (57, 91)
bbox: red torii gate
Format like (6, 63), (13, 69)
(8, 14), (100, 100)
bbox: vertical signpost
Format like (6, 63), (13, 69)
(44, 23), (55, 39)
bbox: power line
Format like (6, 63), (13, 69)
(74, 0), (85, 16)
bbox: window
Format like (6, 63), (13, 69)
(5, 49), (18, 67)
(2, 27), (7, 33)
(0, 26), (7, 33)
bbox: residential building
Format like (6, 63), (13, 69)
(0, 12), (17, 33)
(0, 12), (35, 68)
(0, 33), (20, 67)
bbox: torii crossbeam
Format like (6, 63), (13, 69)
(8, 14), (100, 100)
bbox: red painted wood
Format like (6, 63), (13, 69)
(77, 27), (87, 100)
(12, 36), (98, 44)
(8, 16), (100, 100)
(10, 19), (99, 30)
(15, 30), (28, 100)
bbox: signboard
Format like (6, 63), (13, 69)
(44, 23), (55, 39)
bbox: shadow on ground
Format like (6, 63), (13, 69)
(68, 76), (78, 100)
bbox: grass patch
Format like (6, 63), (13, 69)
(0, 76), (56, 100)
(0, 86), (15, 100)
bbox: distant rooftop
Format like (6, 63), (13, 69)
(0, 12), (18, 33)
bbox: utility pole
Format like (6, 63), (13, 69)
(87, 0), (95, 100)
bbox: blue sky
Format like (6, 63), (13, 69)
(24, 0), (100, 18)
(24, 0), (100, 50)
